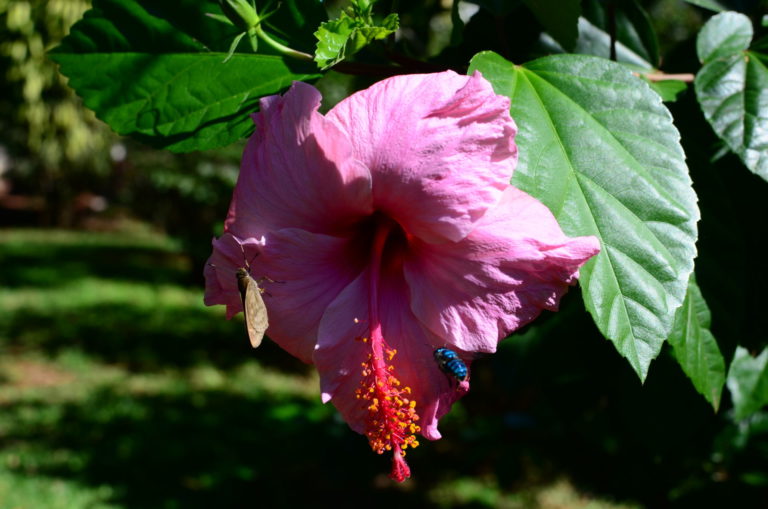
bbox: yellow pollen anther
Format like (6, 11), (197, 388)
(357, 335), (421, 464)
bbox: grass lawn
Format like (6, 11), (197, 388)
(0, 229), (642, 508)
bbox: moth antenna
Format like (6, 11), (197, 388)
(237, 240), (261, 271)
(257, 275), (284, 285)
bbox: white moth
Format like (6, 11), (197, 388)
(235, 265), (269, 349)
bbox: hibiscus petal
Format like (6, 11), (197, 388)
(225, 81), (373, 239)
(404, 187), (601, 353)
(314, 270), (467, 441)
(377, 272), (470, 440)
(253, 228), (367, 363)
(327, 71), (517, 244)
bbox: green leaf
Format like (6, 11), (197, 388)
(683, 0), (726, 12)
(668, 276), (725, 410)
(538, 18), (653, 70)
(695, 12), (768, 180)
(314, 10), (398, 70)
(314, 16), (358, 69)
(225, 31), (249, 62)
(727, 347), (768, 420)
(646, 79), (688, 102)
(469, 52), (699, 380)
(50, 0), (321, 152)
(582, 0), (659, 67)
(697, 11), (752, 62)
(522, 0), (580, 52)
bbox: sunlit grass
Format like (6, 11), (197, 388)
(0, 472), (120, 509)
(0, 278), (204, 313)
(0, 228), (181, 250)
(429, 477), (642, 509)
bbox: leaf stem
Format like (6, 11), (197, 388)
(254, 25), (313, 61)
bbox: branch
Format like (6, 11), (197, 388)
(639, 72), (695, 82)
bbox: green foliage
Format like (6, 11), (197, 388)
(219, 0), (262, 30)
(727, 347), (768, 420)
(695, 12), (768, 180)
(521, 0), (580, 51)
(470, 52), (699, 380)
(646, 79), (688, 102)
(50, 0), (322, 152)
(112, 141), (241, 257)
(696, 11), (753, 61)
(536, 0), (659, 71)
(582, 0), (660, 67)
(683, 0), (726, 11)
(0, 0), (115, 225)
(0, 0), (111, 169)
(313, 0), (398, 69)
(667, 276), (725, 410)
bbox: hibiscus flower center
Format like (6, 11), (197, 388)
(354, 214), (420, 482)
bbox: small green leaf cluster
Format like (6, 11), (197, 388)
(314, 0), (398, 70)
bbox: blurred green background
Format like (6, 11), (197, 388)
(1, 1), (767, 507)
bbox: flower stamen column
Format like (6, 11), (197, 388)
(355, 218), (420, 482)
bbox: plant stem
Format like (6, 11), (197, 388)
(254, 25), (313, 61)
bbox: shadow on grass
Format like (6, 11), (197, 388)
(0, 385), (433, 508)
(0, 231), (309, 374)
(3, 341), (764, 509)
(1, 297), (765, 508)
(2, 231), (767, 507)
(1, 303), (310, 375)
(0, 243), (193, 289)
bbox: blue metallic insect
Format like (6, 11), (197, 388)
(434, 347), (468, 382)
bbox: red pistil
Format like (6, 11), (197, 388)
(354, 218), (420, 482)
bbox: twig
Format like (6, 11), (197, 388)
(640, 72), (695, 82)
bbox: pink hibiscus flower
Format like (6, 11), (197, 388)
(204, 71), (600, 481)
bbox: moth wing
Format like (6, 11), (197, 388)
(243, 282), (269, 348)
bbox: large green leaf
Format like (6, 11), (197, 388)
(522, 0), (580, 52)
(668, 276), (725, 410)
(695, 12), (768, 180)
(469, 52), (699, 380)
(727, 347), (768, 420)
(50, 0), (322, 152)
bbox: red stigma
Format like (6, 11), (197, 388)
(355, 217), (420, 482)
